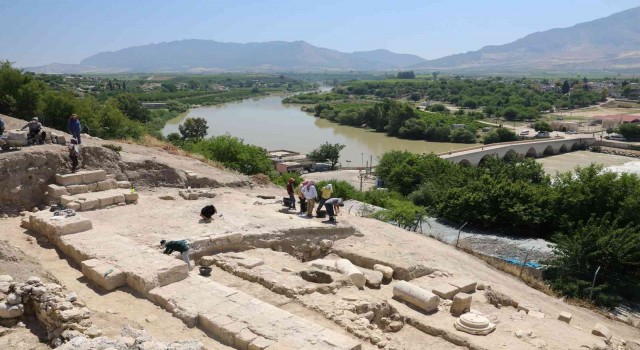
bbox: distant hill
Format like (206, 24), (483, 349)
(27, 40), (425, 73)
(412, 6), (640, 72)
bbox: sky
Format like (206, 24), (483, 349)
(1, 0), (638, 68)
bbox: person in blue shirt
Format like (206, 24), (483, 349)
(67, 114), (81, 144)
(0, 117), (4, 136)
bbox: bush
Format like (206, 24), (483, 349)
(313, 180), (362, 201)
(450, 128), (476, 143)
(102, 143), (123, 154)
(187, 134), (273, 175)
(484, 127), (517, 144)
(271, 172), (303, 187)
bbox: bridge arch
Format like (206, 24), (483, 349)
(571, 142), (581, 151)
(543, 145), (556, 156)
(458, 159), (472, 167)
(478, 154), (495, 166)
(525, 147), (538, 158)
(503, 149), (518, 162)
(559, 144), (568, 153)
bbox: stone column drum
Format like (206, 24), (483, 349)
(335, 259), (366, 288)
(393, 280), (440, 313)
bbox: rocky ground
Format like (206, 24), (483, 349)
(1, 113), (640, 350)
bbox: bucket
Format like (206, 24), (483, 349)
(283, 197), (291, 207)
(199, 266), (212, 276)
(316, 210), (327, 218)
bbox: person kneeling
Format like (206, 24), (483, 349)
(200, 204), (217, 221)
(160, 239), (192, 271)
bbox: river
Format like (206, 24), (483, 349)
(162, 93), (469, 166)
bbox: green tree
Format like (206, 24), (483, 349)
(178, 117), (209, 140)
(502, 107), (519, 121)
(562, 80), (571, 94)
(42, 91), (76, 130)
(534, 121), (553, 132)
(308, 142), (346, 170)
(188, 134), (273, 175)
(484, 127), (517, 144)
(450, 128), (476, 143)
(397, 71), (415, 79)
(113, 93), (150, 122)
(410, 92), (422, 101)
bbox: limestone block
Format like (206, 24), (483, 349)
(155, 260), (189, 287)
(47, 184), (69, 199)
(431, 282), (460, 299)
(591, 323), (612, 342)
(393, 280), (440, 313)
(112, 194), (125, 204)
(86, 183), (98, 192)
(124, 192), (138, 203)
(309, 259), (340, 272)
(227, 233), (243, 244)
(0, 302), (24, 318)
(185, 172), (198, 180)
(81, 170), (107, 184)
(99, 195), (115, 207)
(0, 275), (13, 282)
(60, 195), (76, 205)
(56, 173), (84, 186)
(248, 336), (275, 350)
(117, 181), (131, 189)
(335, 259), (366, 288)
(199, 314), (235, 344)
(29, 212), (92, 239)
(558, 311), (572, 323)
(80, 198), (100, 211)
(235, 328), (259, 350)
(199, 256), (216, 266)
(66, 202), (81, 210)
(449, 279), (477, 294)
(362, 269), (383, 289)
(66, 184), (89, 195)
(81, 259), (125, 291)
(96, 180), (113, 191)
(56, 135), (66, 145)
(373, 264), (394, 280)
(124, 273), (158, 295)
(219, 321), (248, 347)
(319, 328), (361, 350)
(450, 293), (472, 316)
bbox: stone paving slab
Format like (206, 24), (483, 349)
(149, 276), (361, 350)
(55, 170), (107, 186)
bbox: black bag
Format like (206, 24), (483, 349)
(200, 205), (217, 219)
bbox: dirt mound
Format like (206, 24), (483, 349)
(0, 240), (58, 283)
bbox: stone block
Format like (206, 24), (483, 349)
(319, 328), (361, 350)
(373, 264), (394, 280)
(235, 327), (258, 350)
(86, 183), (98, 192)
(124, 192), (138, 203)
(309, 259), (339, 272)
(227, 233), (242, 244)
(558, 311), (572, 323)
(60, 195), (76, 205)
(99, 195), (114, 207)
(56, 135), (66, 145)
(80, 198), (100, 211)
(0, 302), (24, 318)
(248, 336), (275, 350)
(199, 314), (235, 344)
(96, 180), (113, 191)
(81, 170), (107, 184)
(199, 256), (216, 266)
(450, 293), (472, 316)
(448, 279), (477, 294)
(117, 181), (131, 189)
(113, 194), (125, 204)
(431, 282), (460, 299)
(185, 172), (198, 180)
(335, 259), (366, 288)
(81, 259), (125, 291)
(29, 212), (93, 240)
(66, 202), (81, 210)
(591, 323), (612, 342)
(56, 173), (84, 186)
(238, 258), (264, 269)
(47, 184), (69, 199)
(66, 184), (89, 195)
(528, 310), (545, 319)
(362, 269), (383, 289)
(393, 280), (440, 313)
(156, 260), (189, 287)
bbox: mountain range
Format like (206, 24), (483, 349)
(26, 6), (640, 74)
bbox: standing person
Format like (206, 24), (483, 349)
(316, 183), (333, 215)
(324, 197), (344, 223)
(160, 239), (192, 271)
(67, 114), (81, 144)
(68, 138), (80, 173)
(286, 178), (296, 210)
(302, 181), (318, 218)
(297, 181), (307, 214)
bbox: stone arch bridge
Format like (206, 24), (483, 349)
(440, 137), (596, 167)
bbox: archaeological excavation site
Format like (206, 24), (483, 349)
(1, 129), (639, 350)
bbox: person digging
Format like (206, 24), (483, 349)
(323, 197), (344, 224)
(160, 239), (192, 271)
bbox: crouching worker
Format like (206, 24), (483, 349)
(160, 239), (191, 271)
(324, 198), (344, 223)
(200, 204), (217, 220)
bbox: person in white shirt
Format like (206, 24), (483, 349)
(301, 181), (318, 217)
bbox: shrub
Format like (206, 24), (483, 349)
(102, 143), (123, 154)
(187, 134), (273, 175)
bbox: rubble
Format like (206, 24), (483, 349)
(56, 325), (203, 350)
(178, 188), (216, 200)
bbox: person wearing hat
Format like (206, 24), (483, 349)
(324, 198), (345, 223)
(316, 183), (333, 215)
(22, 117), (44, 144)
(286, 178), (296, 210)
(67, 114), (82, 144)
(68, 138), (80, 173)
(301, 181), (318, 218)
(160, 239), (191, 271)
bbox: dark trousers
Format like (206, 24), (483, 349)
(316, 198), (327, 214)
(70, 155), (78, 173)
(299, 197), (307, 212)
(325, 203), (335, 220)
(71, 130), (81, 144)
(288, 193), (296, 209)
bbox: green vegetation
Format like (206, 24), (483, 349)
(102, 143), (123, 154)
(376, 151), (640, 306)
(308, 142), (346, 170)
(178, 117), (209, 140)
(484, 127), (517, 144)
(182, 134), (273, 175)
(617, 123), (640, 139)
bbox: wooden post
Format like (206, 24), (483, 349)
(455, 222), (468, 249)
(519, 247), (535, 278)
(589, 266), (601, 301)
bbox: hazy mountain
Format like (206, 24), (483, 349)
(412, 6), (640, 72)
(351, 49), (425, 68)
(27, 40), (425, 73)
